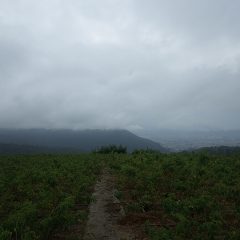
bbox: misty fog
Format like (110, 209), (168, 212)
(0, 0), (240, 132)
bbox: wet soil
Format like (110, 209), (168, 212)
(83, 168), (135, 240)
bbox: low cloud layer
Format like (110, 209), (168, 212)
(1, 0), (240, 130)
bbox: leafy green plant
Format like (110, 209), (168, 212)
(110, 151), (240, 239)
(0, 154), (102, 239)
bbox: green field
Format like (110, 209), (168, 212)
(1, 151), (240, 239)
(0, 154), (102, 240)
(109, 151), (240, 239)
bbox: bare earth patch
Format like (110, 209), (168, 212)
(84, 168), (135, 240)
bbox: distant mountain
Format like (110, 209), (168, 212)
(0, 129), (167, 154)
(135, 129), (240, 151)
(0, 143), (75, 155)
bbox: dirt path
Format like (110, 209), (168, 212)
(84, 168), (135, 240)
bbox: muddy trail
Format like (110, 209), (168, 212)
(83, 168), (135, 240)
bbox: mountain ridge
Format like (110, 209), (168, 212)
(0, 128), (168, 154)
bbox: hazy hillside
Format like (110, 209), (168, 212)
(0, 129), (167, 153)
(135, 129), (240, 151)
(0, 143), (79, 155)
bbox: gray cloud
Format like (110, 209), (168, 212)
(0, 0), (240, 131)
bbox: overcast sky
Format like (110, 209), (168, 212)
(0, 0), (240, 131)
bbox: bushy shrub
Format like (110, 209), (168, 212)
(94, 145), (127, 154)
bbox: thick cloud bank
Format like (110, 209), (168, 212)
(0, 0), (240, 130)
